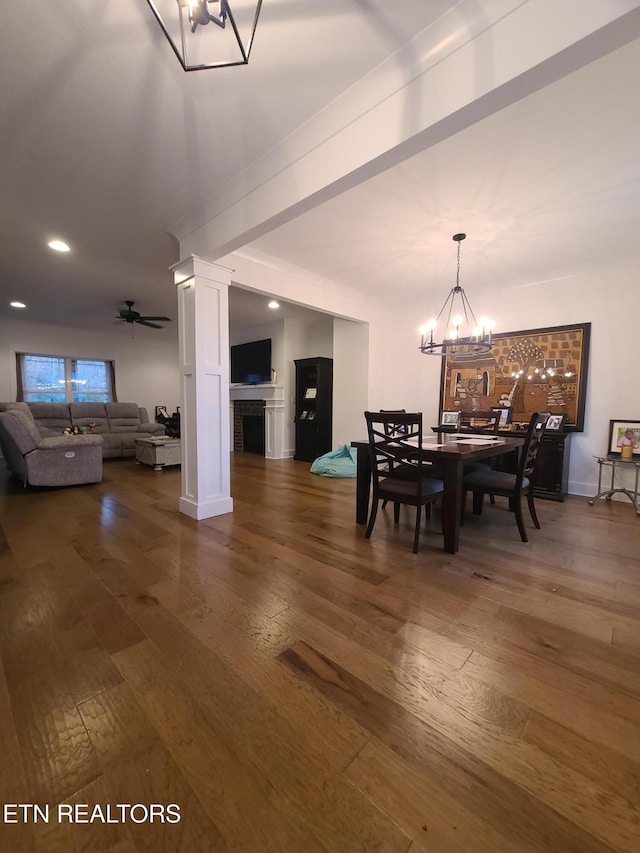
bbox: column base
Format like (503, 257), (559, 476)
(179, 496), (234, 520)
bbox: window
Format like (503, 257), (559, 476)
(17, 353), (115, 403)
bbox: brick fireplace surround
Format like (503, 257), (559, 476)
(229, 385), (289, 459)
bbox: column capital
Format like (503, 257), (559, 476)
(172, 254), (233, 286)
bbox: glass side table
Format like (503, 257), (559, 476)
(588, 455), (640, 514)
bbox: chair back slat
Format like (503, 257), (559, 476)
(365, 410), (426, 491)
(380, 409), (407, 437)
(518, 412), (550, 483)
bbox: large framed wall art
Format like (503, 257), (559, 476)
(438, 322), (591, 431)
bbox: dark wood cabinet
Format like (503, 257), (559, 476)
(531, 432), (571, 501)
(294, 357), (333, 462)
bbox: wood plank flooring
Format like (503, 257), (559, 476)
(0, 452), (639, 852)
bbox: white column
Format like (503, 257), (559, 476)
(173, 256), (233, 520)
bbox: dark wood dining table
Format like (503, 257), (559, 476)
(351, 431), (525, 554)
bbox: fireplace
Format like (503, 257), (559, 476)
(242, 415), (265, 455)
(233, 399), (266, 454)
(229, 385), (289, 459)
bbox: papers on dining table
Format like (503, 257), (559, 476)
(453, 437), (504, 445)
(404, 436), (447, 447)
(399, 435), (506, 448)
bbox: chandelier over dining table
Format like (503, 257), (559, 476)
(419, 233), (494, 358)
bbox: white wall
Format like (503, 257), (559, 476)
(0, 318), (181, 419)
(333, 319), (368, 446)
(303, 319), (333, 360)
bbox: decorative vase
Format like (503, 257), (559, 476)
(621, 444), (633, 461)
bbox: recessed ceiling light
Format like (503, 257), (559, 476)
(10, 301), (27, 308)
(268, 300), (279, 309)
(48, 239), (71, 252)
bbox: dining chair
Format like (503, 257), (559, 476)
(380, 409), (407, 510)
(461, 412), (550, 542)
(461, 411), (502, 502)
(379, 409), (442, 511)
(364, 411), (444, 553)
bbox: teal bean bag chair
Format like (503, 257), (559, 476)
(310, 444), (358, 477)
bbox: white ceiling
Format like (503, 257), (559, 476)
(252, 35), (640, 305)
(1, 2), (639, 336)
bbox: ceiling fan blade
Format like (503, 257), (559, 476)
(138, 315), (171, 322)
(135, 319), (163, 329)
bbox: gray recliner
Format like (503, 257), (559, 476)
(0, 404), (103, 487)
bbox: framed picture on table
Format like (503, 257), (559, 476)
(440, 411), (461, 428)
(608, 420), (640, 457)
(545, 414), (566, 431)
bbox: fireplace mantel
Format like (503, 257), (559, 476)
(229, 385), (289, 459)
(230, 384), (284, 403)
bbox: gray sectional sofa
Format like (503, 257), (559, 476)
(26, 401), (165, 458)
(0, 401), (166, 488)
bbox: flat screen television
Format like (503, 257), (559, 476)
(230, 338), (272, 384)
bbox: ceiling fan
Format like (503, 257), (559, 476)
(116, 300), (171, 329)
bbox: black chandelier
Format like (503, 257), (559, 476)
(146, 0), (262, 71)
(419, 233), (494, 358)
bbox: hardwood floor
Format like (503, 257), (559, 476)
(0, 452), (639, 852)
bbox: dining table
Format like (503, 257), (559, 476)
(351, 431), (526, 554)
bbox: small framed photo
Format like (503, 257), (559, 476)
(307, 411), (316, 420)
(545, 414), (566, 432)
(304, 387), (317, 399)
(440, 411), (460, 428)
(608, 420), (640, 456)
(490, 407), (512, 428)
(299, 410), (309, 420)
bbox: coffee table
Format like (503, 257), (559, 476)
(135, 437), (181, 470)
